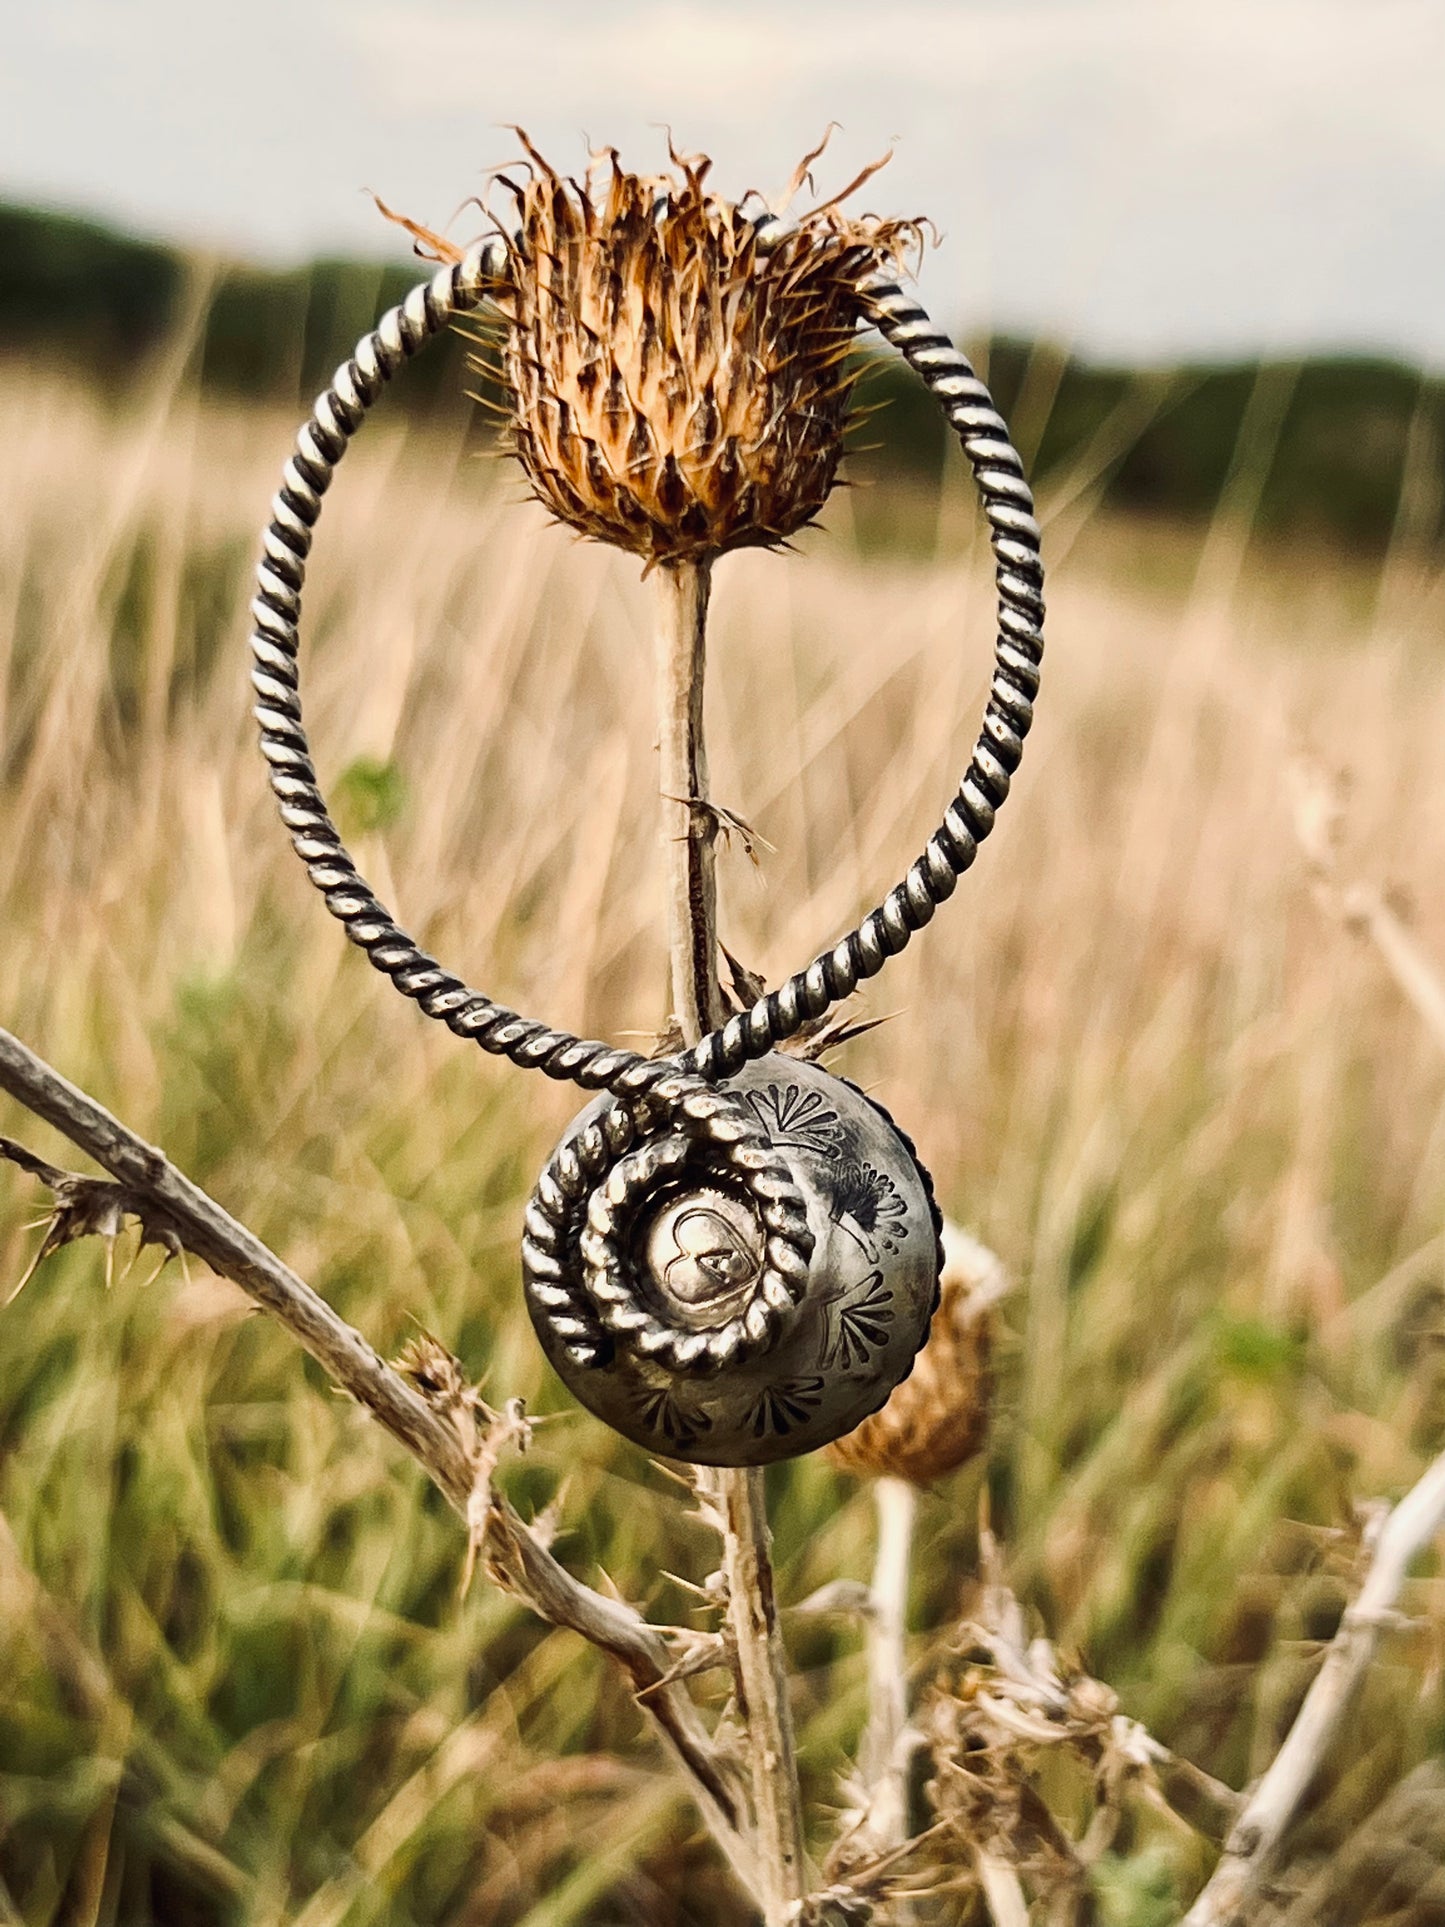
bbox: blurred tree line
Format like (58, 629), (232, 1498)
(3, 198), (1442, 554)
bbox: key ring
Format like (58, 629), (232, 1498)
(250, 206), (1043, 1464)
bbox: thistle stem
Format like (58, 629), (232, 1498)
(655, 558), (721, 1041)
(652, 557), (807, 1923)
(703, 1462), (807, 1920)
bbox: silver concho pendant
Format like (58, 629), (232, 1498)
(523, 1057), (942, 1466)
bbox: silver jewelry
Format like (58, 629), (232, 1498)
(249, 231), (1043, 1464)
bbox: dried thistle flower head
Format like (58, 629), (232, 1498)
(384, 136), (922, 565)
(826, 1229), (1002, 1486)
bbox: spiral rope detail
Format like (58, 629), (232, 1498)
(248, 232), (1043, 1376)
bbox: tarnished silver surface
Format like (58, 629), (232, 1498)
(525, 1058), (941, 1466)
(246, 221), (1044, 1462)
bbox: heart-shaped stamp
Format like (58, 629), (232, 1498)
(645, 1190), (762, 1317)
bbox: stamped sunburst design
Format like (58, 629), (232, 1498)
(830, 1157), (909, 1257)
(821, 1270), (894, 1371)
(746, 1376), (826, 1440)
(636, 1384), (713, 1452)
(743, 1082), (845, 1155)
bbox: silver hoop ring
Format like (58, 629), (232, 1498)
(248, 229), (1042, 1378)
(249, 234), (1043, 1094)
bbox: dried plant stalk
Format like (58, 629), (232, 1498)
(861, 1474), (917, 1853)
(0, 1026), (760, 1905)
(835, 1229), (1012, 1891)
(653, 558), (807, 1922)
(1181, 1446), (1445, 1925)
(655, 558), (720, 1036)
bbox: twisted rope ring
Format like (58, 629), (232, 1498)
(248, 231), (1043, 1373)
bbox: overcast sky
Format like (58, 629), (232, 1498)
(2, 0), (1442, 366)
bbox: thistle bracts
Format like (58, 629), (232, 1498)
(386, 139), (920, 564)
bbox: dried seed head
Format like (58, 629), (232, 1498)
(826, 1234), (1000, 1486)
(386, 138), (923, 564)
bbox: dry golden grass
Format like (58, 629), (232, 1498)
(1, 337), (1443, 1924)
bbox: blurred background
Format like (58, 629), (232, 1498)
(1, 4), (1443, 1924)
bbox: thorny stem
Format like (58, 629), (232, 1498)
(655, 557), (722, 1039)
(704, 1464), (808, 1921)
(653, 557), (808, 1922)
(0, 1025), (758, 1901)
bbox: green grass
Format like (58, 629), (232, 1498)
(1, 342), (1443, 1925)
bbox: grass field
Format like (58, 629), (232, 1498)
(1, 338), (1443, 1925)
